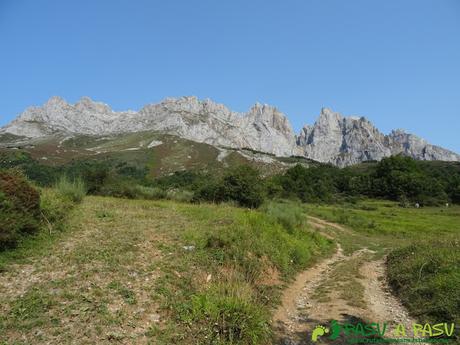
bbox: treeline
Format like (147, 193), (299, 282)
(159, 155), (460, 207)
(1, 150), (460, 208)
(290, 155), (460, 206)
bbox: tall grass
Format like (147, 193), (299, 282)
(387, 240), (460, 333)
(160, 201), (333, 344)
(261, 200), (306, 234)
(54, 176), (86, 203)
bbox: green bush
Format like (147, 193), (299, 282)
(54, 176), (86, 203)
(370, 156), (449, 205)
(0, 170), (41, 249)
(278, 164), (338, 202)
(153, 170), (211, 191)
(194, 166), (265, 208)
(218, 166), (264, 208)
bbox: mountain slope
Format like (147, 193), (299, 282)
(1, 96), (459, 166)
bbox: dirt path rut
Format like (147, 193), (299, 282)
(273, 217), (420, 345)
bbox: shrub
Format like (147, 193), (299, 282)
(81, 164), (109, 194)
(218, 166), (265, 208)
(153, 170), (211, 191)
(452, 184), (460, 204)
(0, 170), (41, 249)
(279, 164), (338, 202)
(192, 182), (220, 204)
(54, 176), (86, 203)
(192, 166), (265, 208)
(99, 179), (138, 199)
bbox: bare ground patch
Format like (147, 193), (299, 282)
(0, 197), (183, 345)
(273, 217), (428, 345)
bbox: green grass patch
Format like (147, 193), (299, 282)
(0, 196), (333, 345)
(387, 241), (460, 326)
(54, 175), (86, 203)
(305, 199), (460, 338)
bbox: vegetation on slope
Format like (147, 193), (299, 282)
(303, 199), (460, 339)
(0, 169), (41, 249)
(387, 241), (460, 327)
(0, 169), (86, 256)
(2, 148), (459, 207)
(2, 142), (460, 344)
(0, 197), (332, 344)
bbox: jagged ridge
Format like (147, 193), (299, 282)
(1, 96), (459, 166)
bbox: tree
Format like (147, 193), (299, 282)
(216, 165), (265, 208)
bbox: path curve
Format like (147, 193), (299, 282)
(273, 216), (424, 345)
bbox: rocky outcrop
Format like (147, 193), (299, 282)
(296, 108), (460, 166)
(1, 96), (459, 166)
(1, 96), (297, 157)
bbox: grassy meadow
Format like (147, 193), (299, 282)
(303, 199), (460, 330)
(0, 196), (332, 344)
(1, 157), (459, 344)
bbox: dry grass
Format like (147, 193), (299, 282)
(0, 196), (331, 345)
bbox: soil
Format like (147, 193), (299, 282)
(273, 218), (424, 345)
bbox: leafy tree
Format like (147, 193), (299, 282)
(216, 165), (265, 208)
(279, 164), (338, 202)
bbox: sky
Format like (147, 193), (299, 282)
(0, 0), (459, 152)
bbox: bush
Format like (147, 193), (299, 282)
(452, 184), (460, 204)
(192, 166), (265, 208)
(0, 170), (41, 249)
(279, 164), (338, 202)
(54, 176), (86, 203)
(193, 182), (220, 204)
(153, 170), (211, 191)
(217, 166), (265, 208)
(193, 166), (264, 208)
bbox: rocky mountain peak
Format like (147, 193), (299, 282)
(45, 95), (67, 107)
(246, 103), (294, 136)
(74, 96), (113, 114)
(1, 97), (459, 165)
(319, 107), (341, 119)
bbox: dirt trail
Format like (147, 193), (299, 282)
(273, 217), (420, 345)
(0, 198), (166, 345)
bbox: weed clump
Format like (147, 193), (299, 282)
(54, 175), (86, 203)
(261, 201), (306, 233)
(190, 287), (270, 344)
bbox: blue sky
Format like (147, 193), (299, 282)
(1, 0), (459, 152)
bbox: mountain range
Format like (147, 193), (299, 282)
(1, 96), (459, 167)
